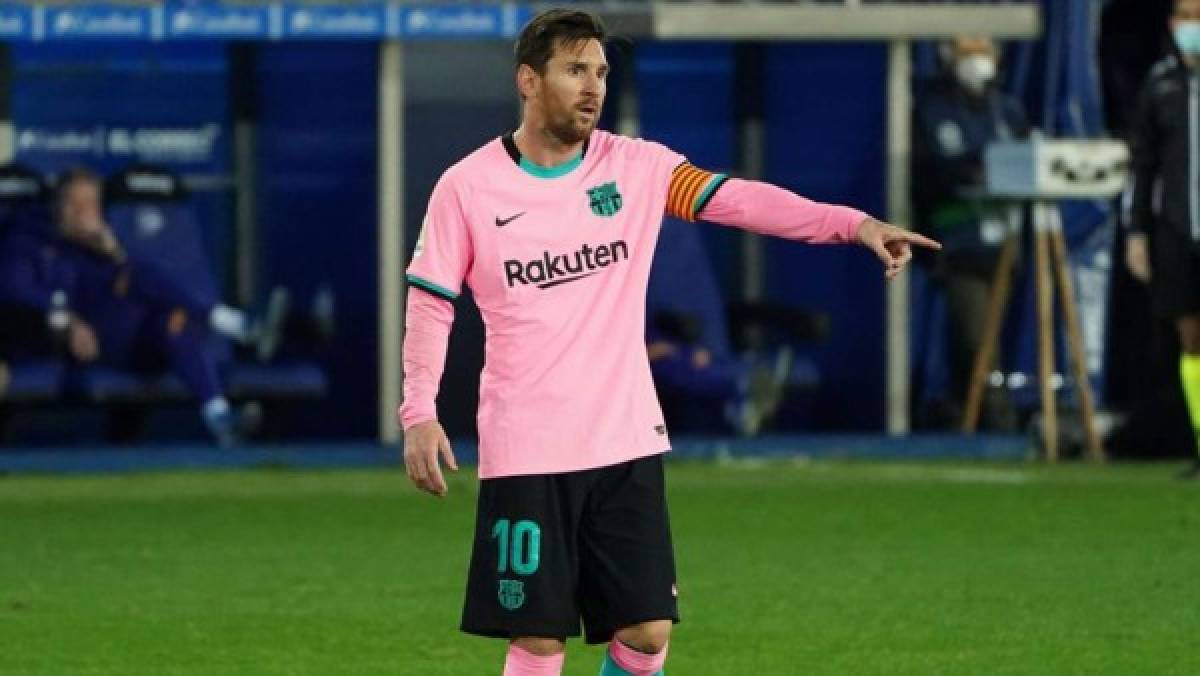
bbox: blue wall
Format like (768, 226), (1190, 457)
(638, 42), (888, 430)
(254, 44), (379, 438)
(763, 43), (888, 430)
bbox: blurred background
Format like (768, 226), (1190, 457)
(0, 0), (1184, 465)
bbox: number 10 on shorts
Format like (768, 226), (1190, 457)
(492, 519), (541, 575)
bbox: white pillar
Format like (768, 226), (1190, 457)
(378, 40), (405, 443)
(885, 39), (911, 436)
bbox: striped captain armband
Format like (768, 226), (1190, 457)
(666, 162), (728, 222)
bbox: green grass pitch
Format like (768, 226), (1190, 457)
(2, 459), (1198, 674)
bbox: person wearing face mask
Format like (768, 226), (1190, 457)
(911, 35), (1031, 431)
(1126, 0), (1200, 478)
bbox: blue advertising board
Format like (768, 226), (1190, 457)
(398, 4), (529, 40)
(283, 4), (388, 40)
(0, 3), (528, 42)
(166, 4), (273, 40)
(0, 5), (34, 40)
(44, 5), (158, 41)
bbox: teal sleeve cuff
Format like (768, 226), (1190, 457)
(692, 174), (729, 217)
(405, 274), (458, 301)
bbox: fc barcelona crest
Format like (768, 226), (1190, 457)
(498, 579), (526, 611)
(587, 181), (622, 217)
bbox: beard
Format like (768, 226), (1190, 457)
(545, 107), (596, 145)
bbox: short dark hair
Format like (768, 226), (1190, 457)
(514, 8), (607, 75)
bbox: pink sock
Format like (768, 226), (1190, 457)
(503, 643), (565, 676)
(609, 639), (669, 675)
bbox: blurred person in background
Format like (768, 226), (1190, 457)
(0, 167), (286, 446)
(646, 316), (790, 437)
(1126, 0), (1200, 478)
(912, 34), (1030, 431)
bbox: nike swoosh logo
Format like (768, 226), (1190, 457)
(495, 212), (526, 227)
(537, 271), (599, 289)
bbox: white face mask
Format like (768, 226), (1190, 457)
(1175, 20), (1200, 56)
(955, 54), (996, 95)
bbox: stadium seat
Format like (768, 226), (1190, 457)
(72, 369), (191, 403)
(1, 358), (67, 402)
(648, 217), (827, 433)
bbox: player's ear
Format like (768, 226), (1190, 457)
(516, 64), (539, 100)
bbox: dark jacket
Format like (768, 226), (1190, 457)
(1129, 53), (1200, 241)
(0, 226), (117, 313)
(912, 75), (1030, 260)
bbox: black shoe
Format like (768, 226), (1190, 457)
(1178, 460), (1200, 480)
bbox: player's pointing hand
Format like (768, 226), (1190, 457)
(403, 420), (458, 497)
(855, 217), (941, 280)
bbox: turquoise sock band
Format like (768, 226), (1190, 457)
(599, 652), (663, 676)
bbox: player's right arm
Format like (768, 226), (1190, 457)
(1126, 78), (1161, 284)
(398, 172), (473, 497)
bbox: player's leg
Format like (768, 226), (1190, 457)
(601, 620), (671, 675)
(1176, 313), (1200, 476)
(577, 454), (678, 675)
(505, 637), (566, 675)
(145, 308), (249, 446)
(461, 473), (584, 675)
(116, 261), (289, 359)
(1150, 230), (1200, 477)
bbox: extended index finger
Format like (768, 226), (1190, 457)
(897, 230), (942, 250)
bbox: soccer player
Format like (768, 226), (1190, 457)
(398, 9), (940, 675)
(1127, 0), (1200, 478)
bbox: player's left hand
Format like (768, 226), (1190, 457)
(855, 217), (941, 280)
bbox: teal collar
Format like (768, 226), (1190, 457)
(504, 132), (588, 179)
(518, 152), (582, 178)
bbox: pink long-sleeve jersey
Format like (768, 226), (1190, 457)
(401, 130), (865, 478)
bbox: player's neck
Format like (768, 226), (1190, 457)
(512, 124), (585, 169)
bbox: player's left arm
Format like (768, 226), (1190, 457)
(665, 163), (940, 280)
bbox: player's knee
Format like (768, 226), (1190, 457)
(511, 636), (565, 657)
(614, 619), (672, 654)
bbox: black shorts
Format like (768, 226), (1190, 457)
(460, 453), (679, 645)
(1152, 227), (1200, 318)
